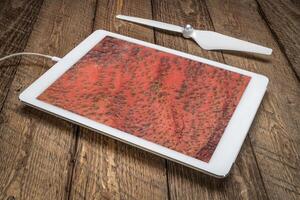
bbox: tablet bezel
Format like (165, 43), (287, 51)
(19, 30), (268, 178)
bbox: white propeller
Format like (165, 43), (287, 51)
(116, 15), (272, 55)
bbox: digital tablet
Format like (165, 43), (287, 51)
(19, 30), (268, 178)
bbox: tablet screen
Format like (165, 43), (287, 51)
(37, 36), (250, 162)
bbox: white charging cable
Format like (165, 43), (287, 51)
(0, 52), (62, 62)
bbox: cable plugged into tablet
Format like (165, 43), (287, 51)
(0, 52), (62, 63)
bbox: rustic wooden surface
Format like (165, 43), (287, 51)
(0, 0), (299, 199)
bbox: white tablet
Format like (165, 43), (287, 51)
(19, 30), (268, 178)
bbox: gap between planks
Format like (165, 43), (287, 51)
(203, 0), (270, 198)
(65, 0), (100, 199)
(0, 0), (45, 112)
(255, 0), (300, 82)
(68, 1), (168, 198)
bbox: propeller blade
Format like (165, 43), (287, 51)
(192, 31), (272, 55)
(116, 15), (183, 33)
(117, 15), (272, 55)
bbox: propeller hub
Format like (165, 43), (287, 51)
(183, 24), (194, 38)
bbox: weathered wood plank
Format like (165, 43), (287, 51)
(69, 0), (169, 199)
(205, 0), (300, 199)
(152, 0), (268, 199)
(0, 0), (43, 109)
(0, 0), (95, 199)
(256, 0), (300, 78)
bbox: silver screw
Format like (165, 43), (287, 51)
(183, 24), (194, 38)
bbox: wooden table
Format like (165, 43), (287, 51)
(0, 0), (299, 199)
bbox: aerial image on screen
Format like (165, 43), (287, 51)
(38, 36), (250, 162)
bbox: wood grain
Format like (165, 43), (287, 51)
(205, 0), (300, 199)
(0, 0), (43, 110)
(256, 0), (300, 78)
(152, 0), (268, 199)
(0, 0), (95, 199)
(0, 0), (299, 199)
(68, 0), (169, 199)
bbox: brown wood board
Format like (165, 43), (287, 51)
(206, 0), (300, 199)
(152, 0), (269, 199)
(256, 0), (300, 79)
(0, 0), (95, 199)
(68, 0), (169, 199)
(0, 0), (299, 199)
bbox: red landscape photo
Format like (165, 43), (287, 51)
(38, 36), (251, 162)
